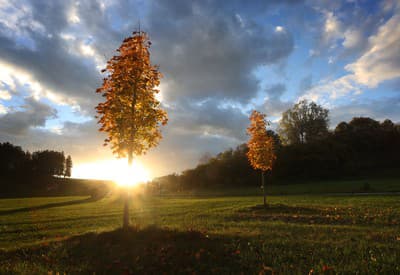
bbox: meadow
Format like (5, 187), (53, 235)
(1, 181), (400, 274)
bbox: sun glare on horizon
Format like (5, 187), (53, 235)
(72, 159), (151, 186)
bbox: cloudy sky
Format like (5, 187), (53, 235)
(0, 0), (399, 178)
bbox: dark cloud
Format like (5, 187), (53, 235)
(266, 83), (286, 99)
(261, 83), (292, 117)
(148, 1), (294, 102)
(330, 96), (400, 127)
(149, 126), (244, 174)
(0, 97), (56, 136)
(167, 99), (248, 140)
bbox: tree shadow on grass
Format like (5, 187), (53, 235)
(231, 204), (399, 227)
(229, 204), (368, 226)
(0, 196), (103, 216)
(0, 226), (254, 274)
(0, 213), (122, 235)
(245, 204), (324, 215)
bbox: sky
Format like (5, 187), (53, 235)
(0, 0), (399, 179)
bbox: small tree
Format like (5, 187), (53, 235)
(65, 155), (72, 178)
(96, 31), (167, 229)
(247, 110), (276, 207)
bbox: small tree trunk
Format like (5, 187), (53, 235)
(262, 171), (266, 207)
(128, 151), (133, 166)
(123, 193), (129, 229)
(123, 155), (133, 229)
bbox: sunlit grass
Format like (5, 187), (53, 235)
(0, 193), (399, 273)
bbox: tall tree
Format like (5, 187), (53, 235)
(65, 155), (72, 178)
(279, 100), (329, 145)
(0, 142), (27, 176)
(95, 31), (167, 229)
(32, 150), (65, 177)
(247, 110), (276, 207)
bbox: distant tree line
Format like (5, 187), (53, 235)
(153, 101), (400, 191)
(0, 142), (72, 182)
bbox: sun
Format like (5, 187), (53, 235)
(114, 160), (151, 187)
(72, 159), (151, 186)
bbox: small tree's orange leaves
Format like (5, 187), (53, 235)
(95, 31), (167, 163)
(246, 110), (276, 172)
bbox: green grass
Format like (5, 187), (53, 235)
(1, 190), (400, 274)
(172, 177), (400, 196)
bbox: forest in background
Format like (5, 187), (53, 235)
(154, 115), (400, 191)
(0, 143), (76, 195)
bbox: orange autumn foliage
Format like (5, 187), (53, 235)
(95, 31), (167, 164)
(246, 110), (276, 172)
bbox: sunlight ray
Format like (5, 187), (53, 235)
(72, 159), (151, 186)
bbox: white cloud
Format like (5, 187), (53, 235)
(67, 4), (81, 24)
(300, 75), (361, 105)
(59, 33), (105, 70)
(60, 32), (76, 41)
(235, 14), (244, 28)
(0, 103), (7, 114)
(0, 90), (11, 100)
(49, 125), (63, 135)
(0, 60), (78, 106)
(309, 49), (319, 57)
(80, 44), (95, 56)
(323, 12), (342, 44)
(0, 1), (43, 31)
(382, 0), (400, 12)
(345, 14), (400, 87)
(60, 33), (106, 70)
(80, 43), (106, 69)
(342, 28), (363, 49)
(0, 0), (46, 47)
(301, 13), (400, 104)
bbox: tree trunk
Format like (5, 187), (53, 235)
(123, 193), (129, 229)
(123, 156), (132, 229)
(128, 150), (133, 166)
(122, 152), (133, 229)
(262, 171), (266, 207)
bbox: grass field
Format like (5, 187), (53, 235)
(176, 177), (400, 197)
(1, 184), (400, 274)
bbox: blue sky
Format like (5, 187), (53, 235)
(0, 0), (399, 177)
